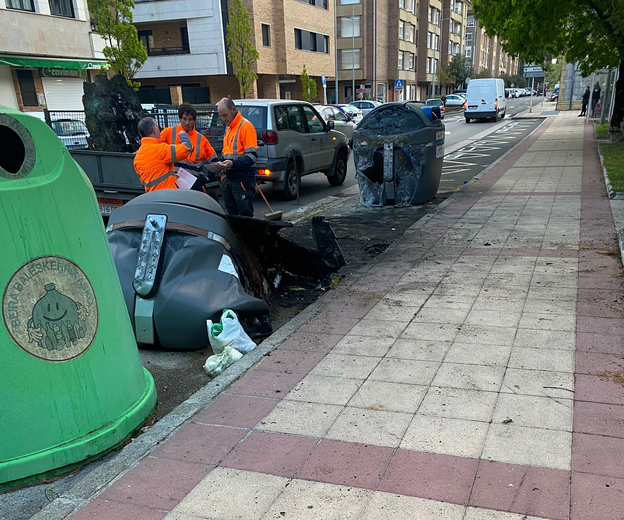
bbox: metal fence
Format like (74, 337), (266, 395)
(44, 106), (226, 153)
(44, 110), (90, 151)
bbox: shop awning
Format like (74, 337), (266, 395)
(0, 55), (107, 70)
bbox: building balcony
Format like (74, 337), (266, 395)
(147, 46), (190, 56)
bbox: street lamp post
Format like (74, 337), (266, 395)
(351, 7), (355, 102)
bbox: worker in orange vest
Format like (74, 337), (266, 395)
(215, 98), (258, 216)
(134, 117), (193, 192)
(160, 103), (218, 190)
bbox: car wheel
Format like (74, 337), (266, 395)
(501, 109), (506, 119)
(465, 117), (471, 123)
(279, 160), (299, 200)
(328, 152), (348, 186)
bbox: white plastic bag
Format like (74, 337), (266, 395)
(204, 346), (243, 377)
(206, 309), (256, 354)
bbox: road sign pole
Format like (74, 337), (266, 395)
(529, 77), (534, 113)
(323, 85), (327, 104)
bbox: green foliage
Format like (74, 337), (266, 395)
(543, 60), (562, 88)
(472, 0), (624, 127)
(88, 0), (147, 89)
(300, 65), (317, 103)
(499, 73), (527, 88)
(472, 0), (623, 75)
(474, 68), (492, 79)
(600, 141), (624, 191)
(595, 123), (610, 139)
(447, 54), (474, 86)
(226, 0), (259, 98)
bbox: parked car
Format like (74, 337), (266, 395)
(317, 105), (356, 146)
(425, 99), (445, 118)
(464, 78), (507, 122)
(444, 94), (465, 107)
(233, 100), (350, 200)
(452, 89), (467, 97)
(335, 104), (363, 125)
(349, 100), (381, 115)
(50, 119), (90, 150)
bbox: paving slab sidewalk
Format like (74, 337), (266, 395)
(41, 110), (624, 520)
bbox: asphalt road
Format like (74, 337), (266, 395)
(261, 95), (549, 215)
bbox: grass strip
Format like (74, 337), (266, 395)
(601, 141), (624, 192)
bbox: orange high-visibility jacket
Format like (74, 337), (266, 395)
(160, 125), (216, 174)
(221, 112), (257, 181)
(134, 138), (192, 192)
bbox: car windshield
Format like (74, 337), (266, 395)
(51, 120), (88, 136)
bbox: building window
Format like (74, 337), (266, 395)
(180, 26), (190, 51)
(399, 0), (405, 9)
(399, 21), (404, 40)
(16, 70), (38, 107)
(467, 15), (474, 27)
(297, 0), (328, 8)
(398, 51), (404, 70)
(341, 49), (360, 69)
(406, 23), (415, 43)
(138, 30), (154, 53)
(341, 0), (360, 3)
(295, 29), (329, 53)
(407, 52), (414, 71)
(453, 22), (462, 36)
(341, 17), (360, 37)
(465, 33), (473, 46)
(454, 2), (462, 15)
(49, 0), (75, 18)
(465, 48), (471, 58)
(262, 24), (271, 47)
(433, 9), (440, 26)
(405, 0), (414, 13)
(6, 0), (35, 11)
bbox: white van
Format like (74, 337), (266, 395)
(464, 78), (506, 123)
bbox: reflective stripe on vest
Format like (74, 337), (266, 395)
(173, 125), (202, 163)
(142, 170), (176, 188)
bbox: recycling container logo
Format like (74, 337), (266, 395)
(2, 256), (99, 362)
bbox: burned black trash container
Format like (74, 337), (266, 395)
(106, 190), (270, 351)
(353, 102), (445, 206)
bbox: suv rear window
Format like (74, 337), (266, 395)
(237, 106), (267, 131)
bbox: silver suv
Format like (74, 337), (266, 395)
(234, 100), (350, 200)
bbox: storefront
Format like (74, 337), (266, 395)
(0, 55), (105, 115)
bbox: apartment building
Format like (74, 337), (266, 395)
(133, 0), (335, 104)
(0, 0), (105, 115)
(333, 0), (417, 105)
(465, 8), (518, 78)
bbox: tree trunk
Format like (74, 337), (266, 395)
(611, 60), (624, 130)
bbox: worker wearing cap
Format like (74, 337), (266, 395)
(160, 103), (218, 190)
(134, 117), (193, 192)
(215, 97), (258, 217)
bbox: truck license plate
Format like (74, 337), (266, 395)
(98, 198), (123, 215)
(436, 145), (444, 158)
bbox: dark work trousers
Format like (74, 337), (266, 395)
(222, 176), (255, 217)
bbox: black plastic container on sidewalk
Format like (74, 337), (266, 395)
(353, 102), (445, 206)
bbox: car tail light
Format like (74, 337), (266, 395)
(262, 130), (278, 144)
(494, 98), (498, 109)
(463, 101), (467, 109)
(258, 169), (271, 176)
(441, 106), (446, 112)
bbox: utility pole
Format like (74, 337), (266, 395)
(334, 0), (338, 103)
(351, 5), (355, 102)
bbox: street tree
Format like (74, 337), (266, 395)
(447, 54), (474, 87)
(226, 0), (259, 98)
(88, 0), (147, 89)
(472, 0), (624, 130)
(300, 66), (317, 103)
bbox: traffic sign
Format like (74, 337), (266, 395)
(394, 79), (404, 91)
(321, 74), (326, 86)
(523, 66), (544, 77)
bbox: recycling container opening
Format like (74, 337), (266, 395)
(0, 125), (25, 174)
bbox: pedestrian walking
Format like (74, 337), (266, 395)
(591, 82), (601, 117)
(134, 117), (193, 192)
(161, 103), (218, 191)
(579, 86), (590, 116)
(215, 98), (258, 217)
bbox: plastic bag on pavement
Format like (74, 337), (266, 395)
(204, 346), (243, 377)
(207, 309), (257, 354)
